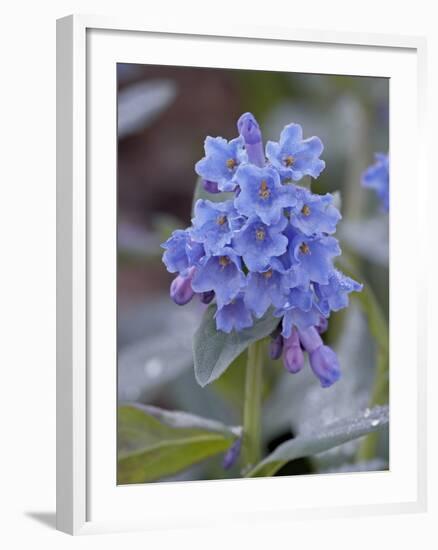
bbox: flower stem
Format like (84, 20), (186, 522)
(242, 340), (263, 471)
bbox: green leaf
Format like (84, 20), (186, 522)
(193, 305), (279, 387)
(246, 405), (389, 477)
(191, 177), (234, 217)
(118, 404), (239, 484)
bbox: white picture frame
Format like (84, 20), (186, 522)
(56, 14), (427, 535)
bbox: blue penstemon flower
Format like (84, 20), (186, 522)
(161, 112), (362, 388)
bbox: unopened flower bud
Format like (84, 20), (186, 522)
(297, 326), (323, 353)
(170, 268), (195, 305)
(237, 112), (265, 167)
(283, 328), (304, 374)
(202, 179), (220, 194)
(309, 345), (340, 388)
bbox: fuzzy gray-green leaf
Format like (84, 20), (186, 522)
(193, 305), (279, 387)
(246, 405), (389, 477)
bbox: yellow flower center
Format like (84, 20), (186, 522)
(256, 228), (266, 241)
(263, 269), (273, 279)
(217, 215), (227, 225)
(219, 256), (231, 267)
(284, 155), (294, 167)
(259, 179), (271, 200)
(301, 205), (311, 216)
(226, 158), (237, 170)
(299, 242), (310, 255)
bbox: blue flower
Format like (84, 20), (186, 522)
(291, 187), (341, 236)
(161, 229), (204, 275)
(191, 199), (238, 254)
(290, 232), (341, 285)
(244, 258), (293, 319)
(214, 294), (253, 333)
(233, 164), (297, 225)
(315, 269), (363, 316)
(191, 248), (246, 308)
(266, 123), (325, 181)
(233, 217), (288, 272)
(275, 287), (320, 337)
(195, 136), (248, 192)
(162, 112), (362, 349)
(361, 153), (389, 212)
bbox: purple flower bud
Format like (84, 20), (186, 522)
(200, 290), (215, 304)
(223, 438), (242, 470)
(237, 112), (265, 167)
(269, 333), (284, 360)
(170, 268), (195, 305)
(298, 326), (323, 353)
(315, 315), (329, 334)
(309, 345), (340, 388)
(202, 179), (220, 194)
(283, 328), (304, 374)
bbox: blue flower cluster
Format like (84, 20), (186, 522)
(361, 153), (389, 212)
(161, 113), (362, 387)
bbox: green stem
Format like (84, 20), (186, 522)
(242, 340), (263, 471)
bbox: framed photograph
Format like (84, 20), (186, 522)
(56, 15), (427, 535)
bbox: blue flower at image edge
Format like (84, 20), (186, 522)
(361, 153), (389, 212)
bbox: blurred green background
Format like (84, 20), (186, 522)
(117, 63), (389, 482)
